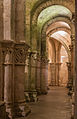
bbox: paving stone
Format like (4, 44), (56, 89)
(15, 87), (72, 119)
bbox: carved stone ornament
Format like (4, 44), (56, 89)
(14, 47), (26, 64)
(14, 43), (30, 64)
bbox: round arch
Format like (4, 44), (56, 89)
(49, 37), (71, 62)
(37, 17), (74, 54)
(41, 17), (74, 38)
(47, 27), (71, 37)
(31, 0), (74, 24)
(30, 6), (74, 51)
(39, 17), (74, 61)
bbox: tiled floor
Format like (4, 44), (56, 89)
(16, 87), (72, 119)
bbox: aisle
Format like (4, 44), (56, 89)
(27, 87), (72, 119)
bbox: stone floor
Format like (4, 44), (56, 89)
(16, 87), (72, 119)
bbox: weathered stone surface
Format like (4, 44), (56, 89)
(0, 101), (6, 119)
(27, 87), (72, 119)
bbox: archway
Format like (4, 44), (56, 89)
(25, 1), (75, 119)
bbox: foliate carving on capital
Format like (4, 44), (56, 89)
(2, 47), (13, 64)
(27, 51), (39, 60)
(14, 47), (26, 64)
(14, 43), (30, 64)
(66, 62), (71, 71)
(41, 56), (49, 64)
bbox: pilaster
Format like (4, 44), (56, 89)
(13, 42), (31, 117)
(0, 40), (31, 119)
(24, 51), (38, 102)
(40, 56), (48, 94)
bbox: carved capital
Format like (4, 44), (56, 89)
(69, 44), (73, 52)
(41, 56), (49, 64)
(0, 40), (14, 64)
(14, 43), (29, 64)
(66, 62), (71, 71)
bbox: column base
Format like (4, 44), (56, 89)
(36, 88), (41, 95)
(25, 91), (38, 102)
(40, 89), (48, 95)
(0, 101), (6, 119)
(6, 103), (14, 119)
(6, 101), (31, 119)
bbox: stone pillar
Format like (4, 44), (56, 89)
(69, 36), (75, 87)
(55, 63), (61, 86)
(66, 62), (72, 89)
(71, 35), (75, 77)
(0, 0), (3, 41)
(0, 0), (4, 101)
(48, 63), (52, 86)
(75, 1), (77, 118)
(1, 41), (30, 118)
(15, 0), (25, 42)
(36, 55), (41, 94)
(0, 41), (14, 119)
(13, 43), (31, 117)
(49, 63), (56, 86)
(0, 44), (3, 100)
(3, 0), (12, 40)
(26, 51), (37, 102)
(0, 101), (6, 119)
(24, 55), (30, 102)
(4, 48), (13, 119)
(48, 63), (61, 86)
(40, 56), (48, 94)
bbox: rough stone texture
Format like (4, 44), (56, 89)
(0, 101), (6, 119)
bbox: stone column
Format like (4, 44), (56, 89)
(75, 1), (77, 118)
(36, 55), (41, 94)
(4, 48), (13, 119)
(48, 63), (52, 86)
(14, 43), (31, 117)
(0, 101), (6, 119)
(66, 62), (72, 89)
(55, 63), (61, 86)
(25, 51), (38, 102)
(0, 0), (4, 101)
(50, 63), (56, 86)
(0, 0), (3, 41)
(40, 56), (48, 94)
(0, 44), (3, 100)
(24, 54), (30, 102)
(69, 37), (75, 87)
(3, 0), (12, 40)
(0, 41), (14, 119)
(15, 0), (25, 42)
(48, 63), (61, 86)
